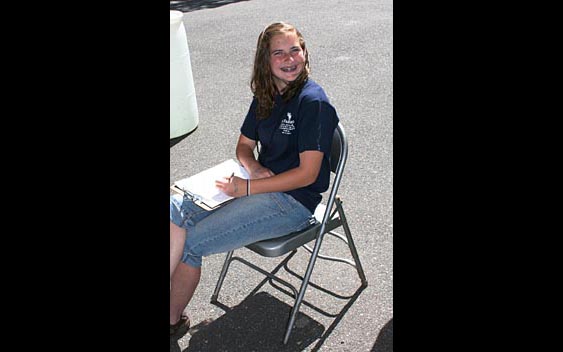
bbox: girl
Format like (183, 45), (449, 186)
(170, 21), (339, 339)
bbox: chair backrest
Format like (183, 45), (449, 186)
(330, 123), (347, 174)
(319, 122), (347, 226)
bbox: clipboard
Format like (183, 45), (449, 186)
(171, 159), (250, 211)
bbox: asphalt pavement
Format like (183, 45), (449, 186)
(170, 1), (393, 350)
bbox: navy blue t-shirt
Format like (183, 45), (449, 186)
(240, 79), (339, 213)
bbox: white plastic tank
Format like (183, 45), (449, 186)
(170, 10), (199, 139)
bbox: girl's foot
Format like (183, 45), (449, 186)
(170, 314), (190, 339)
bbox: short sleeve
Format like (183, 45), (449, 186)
(298, 100), (339, 154)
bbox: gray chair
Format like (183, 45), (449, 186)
(211, 122), (368, 344)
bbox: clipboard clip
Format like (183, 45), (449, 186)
(182, 188), (202, 204)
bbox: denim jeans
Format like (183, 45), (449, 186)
(170, 192), (314, 267)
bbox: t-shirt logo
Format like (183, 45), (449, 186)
(280, 112), (295, 135)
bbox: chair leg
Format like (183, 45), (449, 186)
(211, 250), (234, 302)
(335, 199), (368, 287)
(283, 233), (325, 344)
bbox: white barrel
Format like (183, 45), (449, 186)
(170, 10), (199, 139)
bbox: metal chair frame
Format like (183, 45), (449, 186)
(211, 122), (368, 344)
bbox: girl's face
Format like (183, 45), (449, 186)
(269, 32), (305, 92)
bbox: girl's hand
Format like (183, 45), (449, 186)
(215, 175), (246, 197)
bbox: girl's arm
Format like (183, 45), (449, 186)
(246, 150), (322, 194)
(235, 134), (275, 179)
(217, 136), (323, 197)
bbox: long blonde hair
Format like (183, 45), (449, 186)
(250, 22), (310, 119)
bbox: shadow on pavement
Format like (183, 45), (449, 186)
(203, 251), (367, 351)
(170, 0), (250, 13)
(371, 318), (393, 352)
(184, 291), (324, 351)
(261, 260), (368, 351)
(305, 283), (366, 351)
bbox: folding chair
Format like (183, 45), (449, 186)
(211, 122), (368, 344)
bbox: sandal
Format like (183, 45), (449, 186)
(170, 314), (191, 339)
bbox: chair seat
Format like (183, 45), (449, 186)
(246, 222), (321, 257)
(246, 203), (341, 257)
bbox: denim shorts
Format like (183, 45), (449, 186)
(170, 192), (314, 267)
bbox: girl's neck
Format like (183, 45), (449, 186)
(273, 77), (289, 94)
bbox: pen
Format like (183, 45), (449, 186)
(229, 172), (235, 183)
